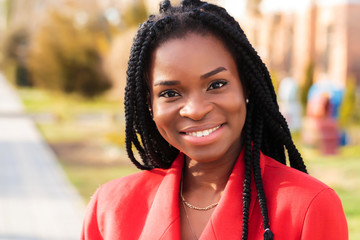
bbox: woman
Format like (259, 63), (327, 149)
(81, 0), (348, 239)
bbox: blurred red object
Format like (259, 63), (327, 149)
(302, 93), (340, 155)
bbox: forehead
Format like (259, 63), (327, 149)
(149, 33), (237, 81)
(154, 32), (232, 58)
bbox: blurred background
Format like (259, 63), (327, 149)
(0, 0), (359, 239)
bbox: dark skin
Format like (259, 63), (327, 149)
(149, 33), (246, 239)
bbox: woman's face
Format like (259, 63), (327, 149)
(148, 33), (246, 163)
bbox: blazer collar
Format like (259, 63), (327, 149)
(139, 153), (184, 240)
(139, 148), (265, 240)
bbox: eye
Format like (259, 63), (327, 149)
(159, 90), (181, 98)
(207, 80), (228, 90)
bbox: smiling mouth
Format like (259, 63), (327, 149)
(183, 125), (222, 137)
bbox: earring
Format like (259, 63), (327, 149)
(246, 98), (249, 104)
(148, 107), (153, 118)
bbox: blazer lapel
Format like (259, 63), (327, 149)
(139, 153), (184, 240)
(199, 150), (245, 239)
(139, 149), (266, 239)
(200, 149), (265, 239)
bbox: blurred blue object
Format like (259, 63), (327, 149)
(307, 80), (344, 118)
(340, 130), (348, 146)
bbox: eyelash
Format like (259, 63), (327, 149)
(159, 90), (180, 98)
(207, 80), (228, 90)
(158, 80), (228, 98)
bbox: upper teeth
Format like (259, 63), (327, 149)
(185, 125), (221, 137)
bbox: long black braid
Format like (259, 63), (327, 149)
(124, 0), (308, 239)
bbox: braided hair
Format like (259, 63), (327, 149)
(124, 0), (307, 239)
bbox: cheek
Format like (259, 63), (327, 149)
(152, 103), (178, 140)
(224, 93), (247, 127)
(225, 89), (246, 112)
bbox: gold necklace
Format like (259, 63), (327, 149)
(180, 175), (219, 211)
(180, 175), (220, 240)
(181, 199), (198, 240)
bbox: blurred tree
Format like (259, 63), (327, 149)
(3, 0), (11, 26)
(1, 26), (32, 86)
(300, 61), (314, 112)
(338, 77), (356, 127)
(2, 27), (28, 61)
(121, 0), (148, 27)
(28, 10), (111, 98)
(270, 70), (280, 94)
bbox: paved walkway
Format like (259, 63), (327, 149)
(0, 73), (85, 240)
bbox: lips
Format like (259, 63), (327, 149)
(182, 124), (222, 138)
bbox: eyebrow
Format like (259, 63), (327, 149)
(200, 67), (227, 79)
(153, 67), (227, 86)
(153, 80), (181, 87)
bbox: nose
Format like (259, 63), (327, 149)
(179, 93), (213, 120)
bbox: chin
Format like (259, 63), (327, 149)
(184, 149), (229, 163)
(186, 143), (243, 165)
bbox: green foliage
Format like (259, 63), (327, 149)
(300, 61), (314, 111)
(27, 10), (111, 98)
(338, 77), (357, 127)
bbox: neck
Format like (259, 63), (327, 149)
(183, 158), (235, 192)
(182, 148), (241, 196)
(179, 148), (242, 239)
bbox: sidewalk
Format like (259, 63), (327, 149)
(0, 73), (85, 240)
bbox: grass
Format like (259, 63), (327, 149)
(300, 145), (360, 239)
(60, 161), (138, 202)
(37, 121), (125, 144)
(16, 87), (360, 238)
(18, 87), (123, 120)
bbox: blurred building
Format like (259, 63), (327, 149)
(223, 0), (360, 88)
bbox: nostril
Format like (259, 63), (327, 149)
(179, 100), (213, 121)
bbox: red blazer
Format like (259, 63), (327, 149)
(81, 150), (348, 239)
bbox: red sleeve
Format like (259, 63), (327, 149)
(81, 187), (103, 240)
(301, 188), (348, 240)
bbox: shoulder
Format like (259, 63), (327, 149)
(95, 167), (168, 205)
(81, 168), (170, 239)
(88, 152), (184, 216)
(261, 153), (330, 197)
(261, 153), (347, 239)
(260, 152), (344, 217)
